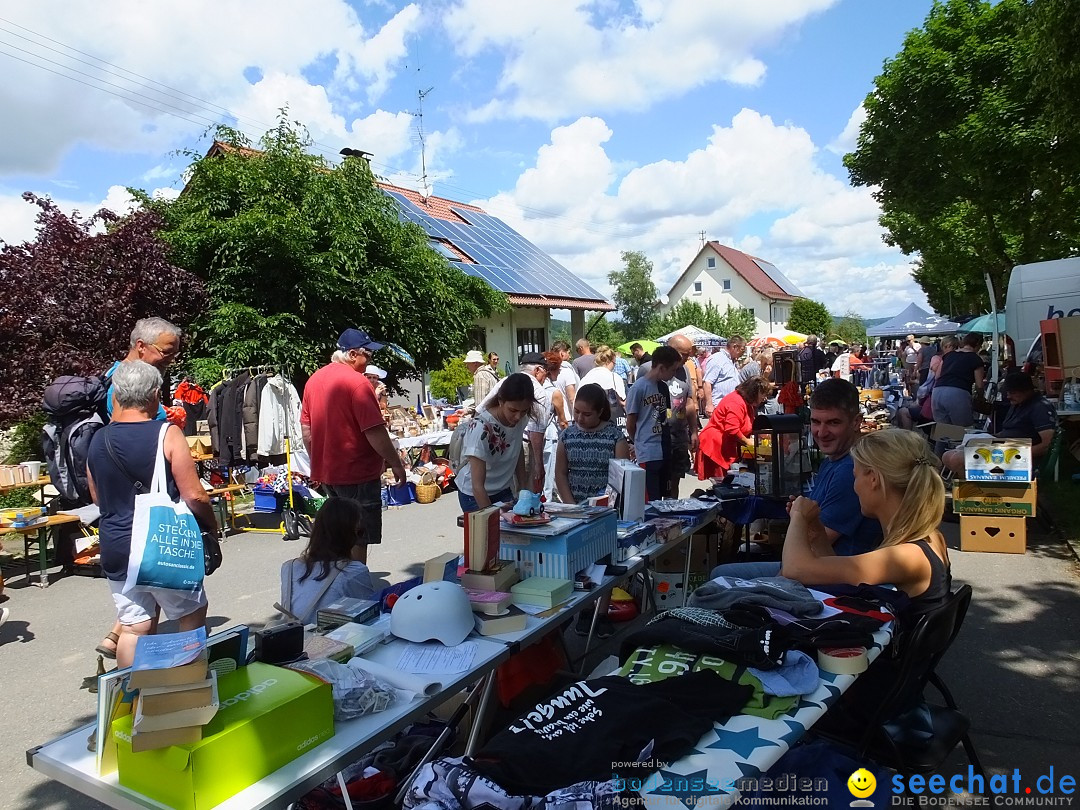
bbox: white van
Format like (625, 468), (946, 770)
(1005, 258), (1080, 363)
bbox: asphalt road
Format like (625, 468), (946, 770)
(2, 481), (1079, 809)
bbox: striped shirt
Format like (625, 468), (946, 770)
(560, 422), (623, 502)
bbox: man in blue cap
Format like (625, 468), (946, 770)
(301, 329), (406, 561)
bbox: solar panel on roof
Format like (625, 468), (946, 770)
(752, 259), (804, 298)
(383, 190), (607, 302)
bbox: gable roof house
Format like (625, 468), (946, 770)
(663, 241), (805, 338)
(380, 183), (612, 365)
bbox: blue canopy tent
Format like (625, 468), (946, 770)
(866, 303), (961, 338)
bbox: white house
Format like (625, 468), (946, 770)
(662, 241), (804, 337)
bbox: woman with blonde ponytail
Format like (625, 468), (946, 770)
(782, 428), (950, 615)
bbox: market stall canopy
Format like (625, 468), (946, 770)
(865, 303), (961, 338)
(657, 325), (726, 348)
(747, 329), (807, 349)
(957, 312), (1006, 334)
(615, 339), (661, 355)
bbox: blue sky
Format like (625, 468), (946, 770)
(0, 0), (940, 319)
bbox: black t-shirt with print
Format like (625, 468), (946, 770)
(470, 671), (752, 796)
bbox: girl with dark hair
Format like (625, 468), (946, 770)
(456, 372), (539, 512)
(696, 376), (773, 479)
(279, 497), (374, 624)
(555, 383), (630, 504)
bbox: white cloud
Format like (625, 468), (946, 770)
(444, 0), (838, 121)
(829, 103), (866, 155)
(0, 0), (423, 175)
(471, 110), (926, 319)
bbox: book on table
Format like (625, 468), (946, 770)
(130, 627), (209, 690)
(133, 671), (219, 732)
(473, 605), (528, 636)
(138, 671), (216, 716)
(459, 560), (519, 592)
(464, 504), (502, 572)
(302, 634), (354, 664)
(463, 588), (513, 615)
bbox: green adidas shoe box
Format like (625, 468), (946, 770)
(113, 662), (334, 810)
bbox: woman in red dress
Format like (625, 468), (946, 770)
(697, 376), (773, 479)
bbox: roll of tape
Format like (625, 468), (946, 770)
(817, 646), (869, 675)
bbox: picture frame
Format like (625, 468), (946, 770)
(421, 404), (437, 423)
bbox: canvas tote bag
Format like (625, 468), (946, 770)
(122, 423), (205, 593)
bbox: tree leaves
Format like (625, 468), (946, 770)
(787, 298), (832, 338)
(608, 250), (659, 337)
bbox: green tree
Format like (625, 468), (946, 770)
(652, 300), (755, 341)
(845, 0), (1080, 314)
(608, 251), (658, 338)
(429, 357), (475, 402)
(787, 298), (832, 338)
(139, 117), (507, 381)
(549, 312), (625, 352)
(834, 311), (868, 347)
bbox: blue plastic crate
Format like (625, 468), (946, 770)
(253, 486), (288, 512)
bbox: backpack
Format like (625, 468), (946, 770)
(41, 375), (109, 504)
(447, 416), (474, 474)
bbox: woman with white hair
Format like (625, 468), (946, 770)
(86, 360), (218, 668)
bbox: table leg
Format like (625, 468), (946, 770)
(37, 525), (49, 588)
(577, 599), (603, 676)
(464, 671), (498, 756)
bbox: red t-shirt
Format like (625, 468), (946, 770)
(300, 363), (385, 485)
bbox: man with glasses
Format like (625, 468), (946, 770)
(106, 317), (181, 419)
(301, 328), (406, 561)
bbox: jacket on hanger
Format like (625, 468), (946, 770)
(258, 374), (311, 475)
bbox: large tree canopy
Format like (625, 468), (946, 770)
(0, 195), (205, 426)
(846, 0), (1080, 314)
(653, 299), (755, 342)
(787, 298), (832, 338)
(141, 119), (507, 381)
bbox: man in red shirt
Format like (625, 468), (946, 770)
(301, 329), (406, 561)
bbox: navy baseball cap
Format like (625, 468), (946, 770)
(337, 328), (384, 352)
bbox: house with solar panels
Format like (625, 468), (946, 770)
(379, 183), (613, 364)
(662, 241), (805, 337)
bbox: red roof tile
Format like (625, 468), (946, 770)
(508, 294), (615, 312)
(710, 242), (796, 300)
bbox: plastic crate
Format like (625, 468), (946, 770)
(253, 486), (289, 512)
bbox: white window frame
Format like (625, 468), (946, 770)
(722, 279), (732, 291)
(693, 281), (702, 294)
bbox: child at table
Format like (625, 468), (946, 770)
(280, 498), (375, 625)
(555, 383), (630, 505)
(625, 346), (683, 501)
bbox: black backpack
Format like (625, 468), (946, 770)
(41, 375), (109, 504)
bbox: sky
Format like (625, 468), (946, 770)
(0, 0), (941, 320)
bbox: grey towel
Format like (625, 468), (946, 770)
(688, 576), (822, 617)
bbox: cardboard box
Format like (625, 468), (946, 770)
(652, 534), (716, 575)
(186, 436), (211, 456)
(930, 422), (967, 443)
(953, 480), (1037, 517)
(500, 511), (617, 579)
(962, 438), (1034, 482)
(608, 459), (646, 522)
(959, 515), (1027, 554)
(651, 571), (710, 608)
(114, 663), (334, 810)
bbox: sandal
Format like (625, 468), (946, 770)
(95, 632), (119, 659)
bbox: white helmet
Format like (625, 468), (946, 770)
(389, 582), (474, 646)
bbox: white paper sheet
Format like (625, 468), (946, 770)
(397, 641), (477, 674)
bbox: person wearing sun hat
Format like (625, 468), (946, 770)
(364, 364), (389, 413)
(468, 349), (499, 404)
(300, 328), (406, 562)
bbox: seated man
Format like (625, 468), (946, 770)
(942, 372), (1056, 476)
(710, 379), (884, 579)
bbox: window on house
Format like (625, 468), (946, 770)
(693, 281), (702, 293)
(517, 328), (546, 361)
(707, 257), (716, 269)
(747, 308), (754, 318)
(722, 279), (732, 291)
(468, 326), (486, 353)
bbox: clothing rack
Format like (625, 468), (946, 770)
(219, 364), (299, 536)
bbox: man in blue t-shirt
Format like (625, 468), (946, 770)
(710, 378), (883, 578)
(105, 317), (182, 420)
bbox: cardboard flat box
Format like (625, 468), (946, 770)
(953, 480), (1037, 517)
(930, 422), (967, 443)
(510, 576), (574, 608)
(114, 662), (334, 810)
(186, 436), (211, 456)
(134, 673), (219, 733)
(959, 515), (1027, 554)
(500, 511), (617, 579)
(962, 438), (1034, 482)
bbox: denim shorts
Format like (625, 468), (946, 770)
(457, 487), (514, 514)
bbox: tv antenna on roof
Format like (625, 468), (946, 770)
(416, 86), (434, 199)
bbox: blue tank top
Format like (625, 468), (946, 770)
(87, 421), (180, 581)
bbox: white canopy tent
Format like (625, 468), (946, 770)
(657, 325), (726, 348)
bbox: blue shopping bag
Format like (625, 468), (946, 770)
(123, 424), (205, 593)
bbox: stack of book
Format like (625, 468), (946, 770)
(129, 628), (219, 752)
(315, 597), (380, 632)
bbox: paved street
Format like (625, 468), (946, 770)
(2, 482), (1078, 809)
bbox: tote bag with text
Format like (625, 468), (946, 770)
(123, 423), (205, 593)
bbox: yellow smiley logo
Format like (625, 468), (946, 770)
(848, 769), (877, 798)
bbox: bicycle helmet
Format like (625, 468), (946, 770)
(389, 581), (474, 646)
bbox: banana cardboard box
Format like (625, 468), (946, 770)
(113, 662), (333, 810)
(962, 438), (1033, 482)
